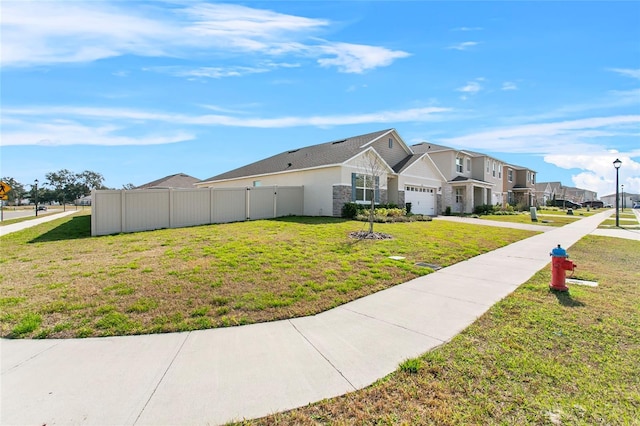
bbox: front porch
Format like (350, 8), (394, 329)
(446, 177), (494, 214)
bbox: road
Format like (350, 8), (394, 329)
(0, 208), (62, 221)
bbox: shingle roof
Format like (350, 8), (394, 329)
(410, 142), (454, 153)
(202, 129), (394, 182)
(393, 154), (424, 173)
(135, 173), (200, 189)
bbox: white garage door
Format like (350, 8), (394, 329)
(405, 186), (436, 215)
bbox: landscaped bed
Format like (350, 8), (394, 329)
(244, 235), (640, 425)
(0, 211), (537, 339)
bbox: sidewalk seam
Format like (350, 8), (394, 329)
(1, 342), (60, 375)
(288, 320), (358, 392)
(133, 332), (191, 425)
(338, 306), (446, 344)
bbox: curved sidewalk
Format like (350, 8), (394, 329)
(0, 210), (77, 236)
(1, 210), (615, 425)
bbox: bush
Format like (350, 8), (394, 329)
(341, 202), (360, 219)
(444, 206), (452, 216)
(405, 202), (412, 214)
(473, 204), (495, 215)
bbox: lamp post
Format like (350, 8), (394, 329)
(621, 184), (625, 211)
(613, 158), (621, 227)
(34, 179), (39, 217)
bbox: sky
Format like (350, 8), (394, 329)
(1, 0), (639, 198)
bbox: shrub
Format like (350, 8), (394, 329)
(444, 206), (452, 216)
(341, 202), (359, 219)
(405, 202), (412, 214)
(473, 204), (495, 215)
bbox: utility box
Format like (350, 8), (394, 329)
(530, 206), (538, 222)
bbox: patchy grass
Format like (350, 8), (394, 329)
(599, 212), (640, 229)
(480, 213), (580, 227)
(0, 212), (536, 338)
(244, 236), (640, 425)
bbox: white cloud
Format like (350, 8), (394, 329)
(451, 27), (483, 32)
(446, 41), (480, 51)
(502, 81), (518, 91)
(544, 153), (640, 196)
(2, 120), (194, 146)
(1, 105), (453, 146)
(1, 1), (409, 73)
(442, 115), (640, 154)
(317, 42), (410, 73)
(608, 68), (640, 80)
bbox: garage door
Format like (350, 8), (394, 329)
(405, 186), (435, 215)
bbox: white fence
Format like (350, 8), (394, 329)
(91, 186), (304, 236)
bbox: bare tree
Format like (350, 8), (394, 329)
(359, 149), (387, 234)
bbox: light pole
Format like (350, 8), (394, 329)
(613, 158), (621, 227)
(34, 179), (39, 217)
(621, 184), (625, 211)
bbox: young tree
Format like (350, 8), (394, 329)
(359, 150), (387, 234)
(45, 169), (76, 210)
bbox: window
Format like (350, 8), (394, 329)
(352, 173), (379, 203)
(527, 172), (530, 182)
(388, 138), (393, 149)
(487, 161), (490, 173)
(531, 173), (535, 184)
(455, 188), (464, 203)
(492, 161), (496, 177)
(498, 165), (502, 179)
(456, 157), (463, 173)
(253, 180), (261, 187)
(466, 158), (471, 172)
(508, 169), (513, 182)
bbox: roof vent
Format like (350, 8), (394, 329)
(288, 149), (299, 154)
(287, 162), (292, 167)
(332, 139), (346, 145)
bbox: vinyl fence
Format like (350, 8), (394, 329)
(91, 186), (304, 236)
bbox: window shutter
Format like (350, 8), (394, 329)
(374, 176), (380, 203)
(351, 173), (356, 202)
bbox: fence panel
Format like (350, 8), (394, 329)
(249, 187), (275, 220)
(92, 186), (303, 236)
(124, 190), (170, 233)
(172, 189), (210, 228)
(212, 188), (247, 223)
(276, 186), (304, 216)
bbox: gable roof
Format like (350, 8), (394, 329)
(201, 129), (397, 183)
(135, 173), (200, 189)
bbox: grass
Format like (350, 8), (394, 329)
(479, 213), (581, 227)
(243, 235), (640, 425)
(598, 211), (640, 228)
(0, 211), (537, 338)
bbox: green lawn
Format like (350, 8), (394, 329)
(479, 213), (581, 227)
(0, 211), (537, 338)
(245, 235), (640, 425)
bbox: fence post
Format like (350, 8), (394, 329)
(246, 187), (251, 220)
(273, 185), (278, 218)
(91, 189), (96, 236)
(168, 188), (174, 229)
(121, 190), (126, 233)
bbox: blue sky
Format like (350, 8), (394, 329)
(2, 1), (639, 198)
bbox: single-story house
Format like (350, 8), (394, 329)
(135, 173), (201, 190)
(197, 129), (445, 216)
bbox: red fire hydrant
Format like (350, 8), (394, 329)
(550, 244), (576, 291)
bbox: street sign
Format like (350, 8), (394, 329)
(0, 181), (11, 196)
(1, 195), (8, 200)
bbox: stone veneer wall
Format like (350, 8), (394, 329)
(332, 185), (351, 216)
(332, 186), (389, 217)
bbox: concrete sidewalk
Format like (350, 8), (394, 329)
(0, 210), (616, 425)
(0, 210), (77, 236)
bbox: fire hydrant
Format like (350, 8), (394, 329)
(550, 244), (576, 291)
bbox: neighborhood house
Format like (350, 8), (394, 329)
(196, 128), (537, 216)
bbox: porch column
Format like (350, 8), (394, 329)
(482, 187), (487, 205)
(469, 185), (474, 213)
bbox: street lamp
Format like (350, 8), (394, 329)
(621, 184), (625, 211)
(613, 158), (621, 227)
(34, 179), (39, 217)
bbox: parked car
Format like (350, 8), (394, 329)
(633, 203), (640, 209)
(37, 205), (47, 211)
(548, 199), (581, 209)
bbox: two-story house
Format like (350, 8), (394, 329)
(503, 164), (536, 208)
(411, 143), (505, 213)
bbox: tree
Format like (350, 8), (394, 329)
(359, 150), (386, 234)
(1, 177), (25, 206)
(122, 183), (136, 190)
(45, 169), (76, 210)
(77, 170), (106, 192)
